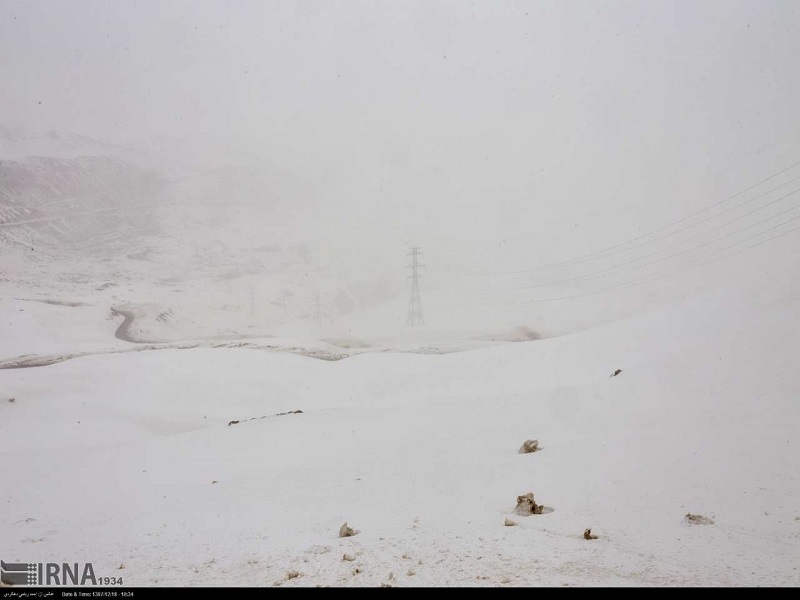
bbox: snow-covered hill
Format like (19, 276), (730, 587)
(0, 127), (409, 344)
(1, 268), (798, 586)
(3, 0), (800, 587)
(0, 155), (164, 256)
(1, 133), (798, 587)
(0, 127), (121, 161)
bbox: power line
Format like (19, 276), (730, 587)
(440, 185), (800, 296)
(537, 174), (800, 272)
(406, 247), (425, 326)
(518, 158), (800, 274)
(518, 216), (800, 304)
(511, 186), (800, 290)
(457, 158), (800, 277)
(443, 207), (800, 306)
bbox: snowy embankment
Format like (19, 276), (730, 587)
(0, 296), (513, 369)
(1, 277), (799, 586)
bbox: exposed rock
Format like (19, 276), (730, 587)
(514, 493), (544, 516)
(518, 439), (539, 454)
(342, 553), (356, 562)
(611, 369), (622, 377)
(583, 528), (598, 540)
(339, 522), (358, 537)
(685, 513), (714, 525)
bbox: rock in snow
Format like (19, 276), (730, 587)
(339, 522), (358, 538)
(514, 493), (544, 516)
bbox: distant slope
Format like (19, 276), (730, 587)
(0, 126), (121, 161)
(0, 155), (165, 256)
(0, 267), (798, 586)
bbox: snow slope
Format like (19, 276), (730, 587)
(1, 273), (798, 587)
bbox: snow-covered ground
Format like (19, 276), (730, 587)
(4, 0), (800, 585)
(2, 266), (799, 586)
(2, 125), (800, 586)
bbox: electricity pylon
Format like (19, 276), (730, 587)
(406, 246), (425, 326)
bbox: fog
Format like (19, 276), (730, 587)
(6, 3), (800, 587)
(2, 0), (800, 341)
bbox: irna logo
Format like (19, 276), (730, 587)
(1, 561), (99, 586)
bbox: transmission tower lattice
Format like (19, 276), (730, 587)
(406, 246), (425, 326)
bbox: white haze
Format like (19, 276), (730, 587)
(4, 2), (800, 588)
(2, 0), (800, 339)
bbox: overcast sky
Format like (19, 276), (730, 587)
(3, 0), (799, 281)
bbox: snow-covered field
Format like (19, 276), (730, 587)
(2, 265), (799, 586)
(4, 0), (800, 587)
(2, 125), (800, 586)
